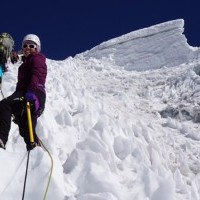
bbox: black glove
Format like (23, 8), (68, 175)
(10, 51), (19, 64)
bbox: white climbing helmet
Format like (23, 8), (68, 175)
(22, 34), (41, 52)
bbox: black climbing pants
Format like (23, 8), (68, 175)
(0, 90), (45, 150)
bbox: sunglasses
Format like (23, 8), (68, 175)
(23, 44), (37, 49)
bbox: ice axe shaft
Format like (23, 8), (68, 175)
(26, 101), (34, 143)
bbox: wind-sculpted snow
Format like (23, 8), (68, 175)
(0, 149), (65, 199)
(0, 19), (200, 200)
(82, 19), (200, 71)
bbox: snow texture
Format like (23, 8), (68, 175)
(0, 19), (200, 200)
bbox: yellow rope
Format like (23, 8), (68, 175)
(40, 140), (54, 200)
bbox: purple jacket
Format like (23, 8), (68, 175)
(16, 53), (47, 94)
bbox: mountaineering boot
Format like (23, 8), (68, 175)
(0, 139), (5, 149)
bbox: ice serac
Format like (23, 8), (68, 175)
(83, 19), (200, 71)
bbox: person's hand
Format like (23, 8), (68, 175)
(25, 91), (40, 112)
(10, 51), (19, 64)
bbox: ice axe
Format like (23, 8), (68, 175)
(26, 101), (35, 145)
(22, 101), (35, 200)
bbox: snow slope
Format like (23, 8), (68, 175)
(1, 19), (200, 200)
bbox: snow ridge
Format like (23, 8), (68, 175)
(82, 19), (200, 71)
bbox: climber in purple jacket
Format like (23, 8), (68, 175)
(0, 34), (47, 150)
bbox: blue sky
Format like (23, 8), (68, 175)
(1, 0), (199, 60)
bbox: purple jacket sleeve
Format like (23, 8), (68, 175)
(28, 53), (47, 92)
